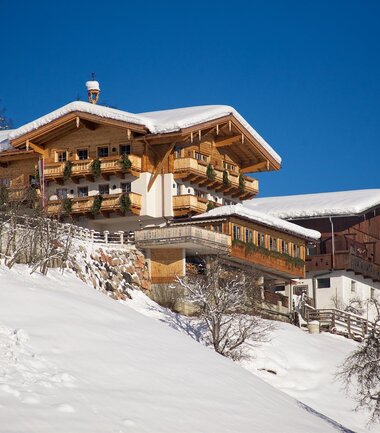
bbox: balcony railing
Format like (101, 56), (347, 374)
(173, 157), (258, 199)
(172, 194), (211, 216)
(231, 241), (306, 278)
(44, 155), (142, 183)
(135, 225), (230, 253)
(307, 252), (380, 282)
(46, 192), (142, 217)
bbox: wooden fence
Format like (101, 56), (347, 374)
(0, 213), (134, 246)
(305, 307), (374, 340)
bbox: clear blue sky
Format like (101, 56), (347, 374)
(1, 0), (379, 197)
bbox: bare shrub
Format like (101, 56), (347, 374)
(177, 258), (273, 361)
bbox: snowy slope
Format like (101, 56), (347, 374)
(0, 265), (352, 433)
(128, 292), (373, 433)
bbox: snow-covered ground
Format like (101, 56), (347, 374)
(0, 264), (369, 432)
(128, 291), (374, 433)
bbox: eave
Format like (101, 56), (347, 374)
(10, 111), (149, 148)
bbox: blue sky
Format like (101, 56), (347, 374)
(1, 0), (379, 197)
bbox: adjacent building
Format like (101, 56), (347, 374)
(245, 190), (380, 319)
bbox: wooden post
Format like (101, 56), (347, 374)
(331, 311), (336, 330)
(347, 314), (351, 337)
(104, 230), (109, 244)
(119, 231), (124, 245)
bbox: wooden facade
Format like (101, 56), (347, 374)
(188, 215), (307, 279)
(293, 212), (380, 282)
(1, 104), (280, 223)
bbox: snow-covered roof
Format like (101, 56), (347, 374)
(193, 204), (320, 240)
(8, 101), (281, 164)
(244, 189), (380, 219)
(139, 105), (281, 163)
(8, 102), (147, 142)
(0, 129), (14, 151)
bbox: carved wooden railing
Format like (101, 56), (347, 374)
(44, 155), (142, 180)
(46, 192), (142, 216)
(173, 157), (258, 196)
(135, 225), (230, 253)
(172, 194), (209, 215)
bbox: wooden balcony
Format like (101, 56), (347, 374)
(173, 157), (258, 199)
(46, 192), (142, 217)
(173, 194), (212, 217)
(231, 242), (306, 278)
(135, 225), (230, 254)
(307, 252), (380, 282)
(44, 155), (142, 184)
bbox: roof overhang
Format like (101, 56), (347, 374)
(10, 111), (148, 149)
(141, 114), (281, 172)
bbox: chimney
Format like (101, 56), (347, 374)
(86, 74), (100, 104)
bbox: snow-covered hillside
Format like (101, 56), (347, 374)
(128, 291), (373, 433)
(0, 265), (356, 433)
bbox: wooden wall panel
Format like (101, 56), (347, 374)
(150, 248), (184, 279)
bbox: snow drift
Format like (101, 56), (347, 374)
(0, 265), (352, 433)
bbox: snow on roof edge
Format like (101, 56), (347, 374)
(244, 189), (380, 219)
(8, 102), (149, 142)
(8, 102), (281, 164)
(193, 204), (320, 240)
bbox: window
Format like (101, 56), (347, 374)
(317, 278), (330, 289)
(194, 152), (208, 162)
(245, 229), (253, 243)
(294, 244), (301, 258)
(174, 147), (182, 158)
(257, 232), (265, 247)
(120, 144), (131, 155)
(233, 225), (241, 240)
(29, 175), (38, 188)
(213, 223), (223, 233)
(307, 245), (317, 256)
(270, 237), (278, 251)
(176, 184), (181, 196)
(195, 189), (206, 199)
(56, 151), (67, 162)
(98, 147), (109, 158)
(0, 178), (10, 187)
(77, 149), (88, 160)
(77, 186), (88, 197)
(56, 188), (68, 199)
(351, 280), (356, 293)
(99, 184), (109, 195)
(121, 182), (131, 193)
(223, 161), (236, 172)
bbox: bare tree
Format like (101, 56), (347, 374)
(177, 258), (273, 361)
(336, 298), (380, 424)
(0, 186), (73, 274)
(330, 294), (365, 316)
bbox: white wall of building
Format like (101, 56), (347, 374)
(295, 270), (380, 321)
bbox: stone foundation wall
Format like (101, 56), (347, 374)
(68, 241), (151, 301)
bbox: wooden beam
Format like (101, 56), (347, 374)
(147, 142), (176, 192)
(214, 135), (241, 148)
(80, 119), (98, 130)
(240, 160), (269, 174)
(27, 141), (45, 155)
